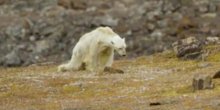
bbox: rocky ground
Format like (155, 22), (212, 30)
(1, 0), (220, 66)
(0, 46), (220, 110)
(1, 0), (220, 109)
(0, 45), (220, 110)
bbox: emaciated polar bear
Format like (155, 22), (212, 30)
(58, 26), (126, 73)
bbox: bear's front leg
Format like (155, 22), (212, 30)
(86, 51), (99, 73)
(88, 54), (105, 75)
(97, 53), (112, 75)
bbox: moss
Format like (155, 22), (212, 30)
(74, 89), (96, 99)
(62, 85), (82, 94)
(176, 85), (194, 94)
(207, 52), (220, 62)
(4, 84), (48, 99)
(204, 45), (220, 62)
(45, 78), (75, 87)
(213, 79), (220, 92)
(162, 90), (178, 97)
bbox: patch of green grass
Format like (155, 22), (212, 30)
(45, 78), (75, 87)
(207, 52), (220, 62)
(2, 84), (47, 99)
(62, 85), (82, 94)
(176, 85), (194, 94)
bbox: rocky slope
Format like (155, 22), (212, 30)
(0, 0), (220, 66)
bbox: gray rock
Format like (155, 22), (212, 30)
(157, 19), (168, 28)
(29, 35), (36, 41)
(147, 10), (163, 21)
(208, 3), (217, 12)
(150, 30), (164, 41)
(171, 12), (183, 21)
(192, 74), (214, 91)
(1, 49), (22, 67)
(162, 0), (181, 12)
(35, 39), (55, 53)
(198, 5), (208, 13)
(201, 13), (217, 18)
(146, 23), (156, 31)
(172, 37), (203, 59)
(5, 25), (25, 39)
(92, 15), (119, 27)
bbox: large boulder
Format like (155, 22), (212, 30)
(172, 37), (203, 59)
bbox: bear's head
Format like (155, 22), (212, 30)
(111, 36), (127, 56)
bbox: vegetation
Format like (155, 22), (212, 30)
(1, 46), (220, 109)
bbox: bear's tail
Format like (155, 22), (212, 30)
(58, 63), (72, 72)
(58, 55), (83, 72)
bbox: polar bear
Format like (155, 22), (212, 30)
(58, 26), (126, 73)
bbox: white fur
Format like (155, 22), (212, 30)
(58, 26), (126, 73)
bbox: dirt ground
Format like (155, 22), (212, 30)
(1, 48), (220, 110)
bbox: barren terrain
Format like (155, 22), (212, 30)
(1, 47), (220, 110)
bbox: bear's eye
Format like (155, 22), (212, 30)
(119, 48), (123, 50)
(111, 41), (114, 45)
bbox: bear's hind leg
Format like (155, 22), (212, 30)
(58, 53), (83, 72)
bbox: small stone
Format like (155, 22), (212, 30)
(86, 6), (96, 12)
(5, 25), (24, 39)
(210, 29), (220, 36)
(150, 30), (164, 41)
(125, 30), (132, 36)
(147, 10), (163, 21)
(201, 13), (217, 18)
(57, 0), (71, 9)
(198, 5), (208, 13)
(104, 67), (124, 74)
(92, 15), (119, 27)
(192, 74), (214, 91)
(70, 82), (83, 88)
(146, 23), (155, 31)
(157, 19), (168, 28)
(29, 35), (36, 41)
(35, 40), (55, 53)
(213, 71), (220, 79)
(149, 102), (161, 106)
(171, 12), (183, 21)
(178, 17), (196, 30)
(58, 0), (87, 10)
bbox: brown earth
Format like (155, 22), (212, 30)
(1, 45), (220, 110)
